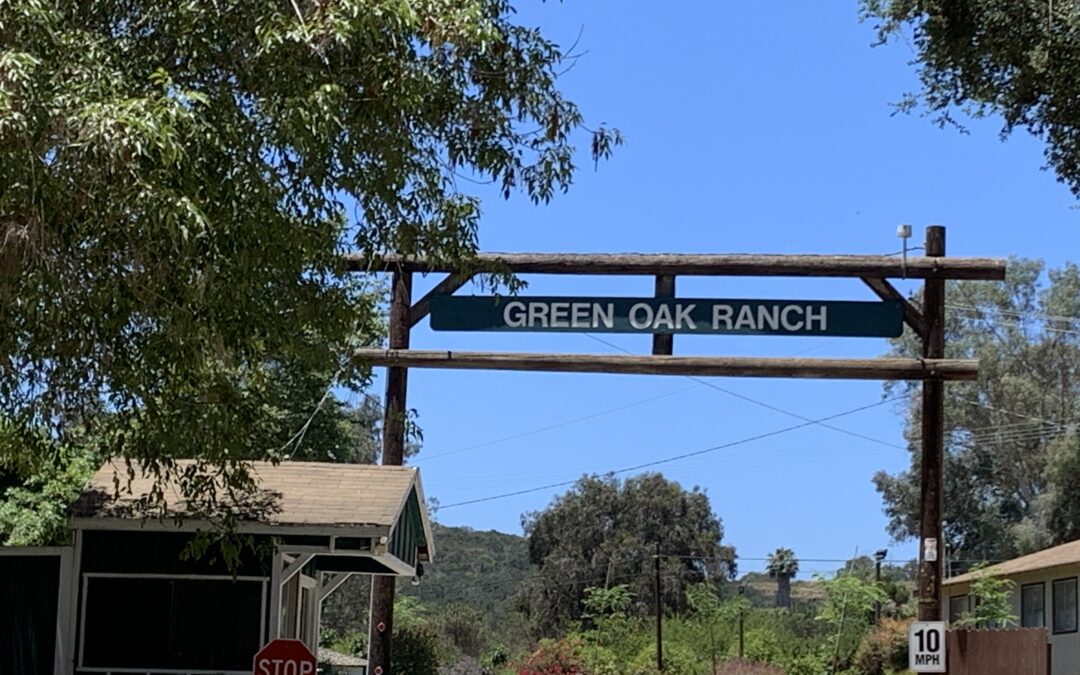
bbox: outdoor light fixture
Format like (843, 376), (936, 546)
(897, 224), (913, 277)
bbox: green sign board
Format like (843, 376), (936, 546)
(429, 296), (903, 338)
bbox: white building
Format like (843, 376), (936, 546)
(944, 538), (1080, 675)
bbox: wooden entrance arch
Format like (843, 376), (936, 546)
(349, 226), (1006, 674)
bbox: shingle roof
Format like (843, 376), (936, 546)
(72, 460), (421, 530)
(944, 538), (1080, 586)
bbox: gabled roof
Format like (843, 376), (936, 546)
(945, 538), (1080, 586)
(71, 460), (435, 560)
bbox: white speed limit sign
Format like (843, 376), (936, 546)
(908, 621), (947, 672)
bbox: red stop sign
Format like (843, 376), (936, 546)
(253, 639), (317, 675)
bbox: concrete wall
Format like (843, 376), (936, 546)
(945, 563), (1080, 675)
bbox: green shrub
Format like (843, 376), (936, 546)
(515, 636), (587, 675)
(852, 618), (910, 675)
(777, 651), (828, 675)
(714, 660), (785, 675)
(627, 642), (704, 675)
(577, 642), (620, 675)
(393, 625), (442, 675)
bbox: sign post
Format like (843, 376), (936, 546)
(908, 621), (947, 673)
(253, 639), (317, 675)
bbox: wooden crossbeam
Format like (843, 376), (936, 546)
(344, 252), (1006, 280)
(353, 349), (978, 381)
(862, 277), (928, 339)
(409, 273), (472, 327)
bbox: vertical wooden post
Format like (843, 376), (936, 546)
(738, 584), (746, 659)
(652, 275), (675, 355)
(918, 226), (946, 623)
(369, 269), (413, 675)
(654, 542), (664, 671)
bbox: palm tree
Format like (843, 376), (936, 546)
(766, 547), (799, 608)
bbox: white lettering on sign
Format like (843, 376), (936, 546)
(757, 305), (779, 331)
(504, 301), (617, 330)
(653, 304), (675, 330)
(806, 305), (827, 331)
(709, 304), (828, 333)
(629, 303), (653, 329)
(504, 301), (527, 328)
(781, 305), (804, 331)
(733, 305), (755, 330)
(675, 304), (697, 329)
(571, 303), (591, 328)
(713, 305), (734, 330)
(504, 301), (830, 333)
(256, 658), (316, 675)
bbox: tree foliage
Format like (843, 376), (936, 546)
(953, 564), (1018, 629)
(862, 1), (1080, 197)
(518, 473), (735, 637)
(876, 259), (1080, 561)
(0, 0), (618, 517)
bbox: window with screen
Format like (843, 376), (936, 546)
(81, 576), (264, 672)
(1053, 577), (1078, 634)
(948, 594), (969, 624)
(1021, 583), (1045, 628)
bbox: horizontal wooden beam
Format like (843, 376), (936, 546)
(862, 277), (928, 339)
(353, 349), (979, 381)
(345, 252), (1006, 280)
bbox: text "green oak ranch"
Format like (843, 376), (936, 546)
(429, 296), (903, 338)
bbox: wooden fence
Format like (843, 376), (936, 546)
(948, 628), (1050, 675)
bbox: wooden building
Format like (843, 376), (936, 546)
(1, 460), (435, 675)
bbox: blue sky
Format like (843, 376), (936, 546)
(372, 1), (1079, 577)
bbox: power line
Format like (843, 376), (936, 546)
(945, 303), (1080, 325)
(583, 334), (905, 451)
(422, 385), (698, 461)
(439, 394), (907, 509)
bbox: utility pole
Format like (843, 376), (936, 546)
(874, 549), (887, 625)
(738, 584), (746, 660)
(368, 270), (413, 675)
(918, 226), (946, 623)
(654, 543), (664, 672)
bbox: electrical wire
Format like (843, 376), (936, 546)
(421, 385), (699, 461)
(584, 333), (905, 451)
(438, 395), (907, 509)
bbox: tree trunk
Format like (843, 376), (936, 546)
(777, 575), (792, 608)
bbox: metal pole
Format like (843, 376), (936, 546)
(875, 559), (883, 625)
(918, 226), (946, 624)
(369, 270), (413, 675)
(654, 542), (664, 671)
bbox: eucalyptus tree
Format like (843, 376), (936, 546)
(0, 0), (619, 516)
(876, 259), (1080, 561)
(862, 1), (1080, 197)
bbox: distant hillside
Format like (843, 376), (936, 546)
(322, 523), (530, 632)
(399, 523), (531, 621)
